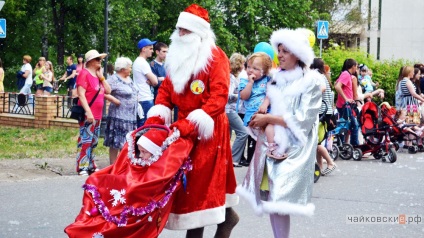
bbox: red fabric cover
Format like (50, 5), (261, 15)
(155, 46), (236, 222)
(65, 129), (193, 238)
(184, 4), (210, 23)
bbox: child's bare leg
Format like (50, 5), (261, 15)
(265, 124), (275, 143)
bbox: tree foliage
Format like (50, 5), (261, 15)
(0, 0), (319, 68)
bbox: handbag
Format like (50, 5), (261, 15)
(70, 87), (101, 122)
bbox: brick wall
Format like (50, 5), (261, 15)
(0, 93), (79, 129)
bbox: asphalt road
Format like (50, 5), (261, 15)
(1, 150), (423, 238)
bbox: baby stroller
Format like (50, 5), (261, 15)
(326, 102), (359, 160)
(380, 102), (420, 154)
(65, 123), (194, 237)
(352, 102), (397, 163)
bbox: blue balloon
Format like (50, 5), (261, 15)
(254, 42), (275, 60)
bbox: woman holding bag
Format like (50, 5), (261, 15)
(75, 50), (111, 176)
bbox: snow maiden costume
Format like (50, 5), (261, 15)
(145, 4), (238, 233)
(65, 119), (194, 238)
(237, 28), (322, 219)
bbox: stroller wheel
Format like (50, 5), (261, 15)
(393, 142), (400, 151)
(339, 143), (354, 160)
(329, 145), (339, 161)
(408, 146), (418, 154)
(352, 148), (362, 161)
(314, 163), (321, 183)
(386, 146), (397, 163)
(373, 150), (383, 160)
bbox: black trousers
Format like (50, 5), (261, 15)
(238, 113), (256, 163)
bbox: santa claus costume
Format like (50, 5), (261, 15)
(146, 4), (239, 235)
(65, 120), (194, 238)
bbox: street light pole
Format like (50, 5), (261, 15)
(100, 0), (109, 137)
(103, 0), (109, 75)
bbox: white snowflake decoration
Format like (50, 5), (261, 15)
(109, 189), (126, 207)
(148, 216), (153, 222)
(92, 232), (104, 238)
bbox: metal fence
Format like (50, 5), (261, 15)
(0, 93), (35, 115)
(54, 95), (77, 119)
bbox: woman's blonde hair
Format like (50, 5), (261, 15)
(402, 66), (414, 78)
(45, 61), (55, 78)
(247, 52), (272, 75)
(23, 55), (32, 63)
(229, 53), (246, 77)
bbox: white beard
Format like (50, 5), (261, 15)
(165, 30), (216, 94)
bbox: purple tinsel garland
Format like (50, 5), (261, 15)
(83, 159), (192, 227)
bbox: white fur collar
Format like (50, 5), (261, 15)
(273, 66), (304, 86)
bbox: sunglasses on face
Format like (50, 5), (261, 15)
(94, 57), (103, 62)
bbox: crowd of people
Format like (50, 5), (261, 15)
(3, 3), (424, 238)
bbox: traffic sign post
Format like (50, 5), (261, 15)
(316, 20), (329, 57)
(0, 19), (6, 38)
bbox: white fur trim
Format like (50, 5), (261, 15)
(165, 205), (225, 230)
(262, 201), (315, 217)
(236, 185), (264, 216)
(270, 28), (315, 66)
(166, 30), (216, 94)
(136, 136), (160, 155)
(225, 193), (239, 208)
(237, 185), (315, 217)
(186, 109), (214, 140)
(146, 104), (171, 125)
(177, 12), (210, 39)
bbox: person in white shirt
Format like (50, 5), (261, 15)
(19, 55), (33, 95)
(133, 38), (158, 127)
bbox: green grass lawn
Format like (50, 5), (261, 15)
(0, 127), (108, 159)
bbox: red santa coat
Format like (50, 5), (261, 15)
(152, 46), (238, 229)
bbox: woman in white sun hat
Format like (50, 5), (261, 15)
(75, 49), (111, 176)
(237, 28), (322, 238)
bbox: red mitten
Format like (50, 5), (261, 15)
(145, 116), (165, 125)
(170, 119), (197, 138)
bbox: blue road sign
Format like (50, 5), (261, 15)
(0, 19), (6, 38)
(317, 20), (329, 39)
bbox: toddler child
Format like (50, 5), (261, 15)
(239, 52), (272, 139)
(394, 109), (424, 150)
(136, 128), (169, 160)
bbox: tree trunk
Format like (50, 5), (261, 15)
(51, 0), (67, 65)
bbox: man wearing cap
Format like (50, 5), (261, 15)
(134, 38), (158, 127)
(146, 4), (239, 238)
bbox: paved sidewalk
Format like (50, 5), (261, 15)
(0, 151), (423, 237)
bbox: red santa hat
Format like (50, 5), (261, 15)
(176, 4), (211, 39)
(137, 129), (168, 155)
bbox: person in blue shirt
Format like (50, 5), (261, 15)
(238, 52), (272, 166)
(59, 56), (77, 102)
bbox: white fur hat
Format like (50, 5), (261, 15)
(176, 4), (211, 39)
(270, 28), (315, 67)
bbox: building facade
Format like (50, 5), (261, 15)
(361, 0), (424, 62)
